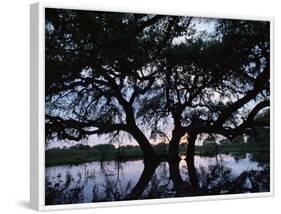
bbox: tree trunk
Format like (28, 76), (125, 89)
(123, 102), (159, 164)
(186, 133), (197, 163)
(168, 135), (182, 162)
(168, 125), (185, 162)
(130, 124), (160, 164)
(185, 133), (199, 191)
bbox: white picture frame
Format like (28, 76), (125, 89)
(30, 2), (274, 211)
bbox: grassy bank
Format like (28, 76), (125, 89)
(46, 142), (269, 167)
(46, 143), (168, 167)
(194, 143), (270, 156)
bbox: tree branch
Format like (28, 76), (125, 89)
(46, 114), (128, 141)
(215, 69), (269, 126)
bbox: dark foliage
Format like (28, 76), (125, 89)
(45, 8), (270, 161)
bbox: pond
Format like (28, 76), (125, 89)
(45, 153), (270, 205)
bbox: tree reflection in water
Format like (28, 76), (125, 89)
(183, 155), (269, 196)
(45, 154), (269, 205)
(45, 171), (84, 205)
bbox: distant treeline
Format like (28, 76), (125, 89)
(46, 143), (166, 166)
(196, 127), (270, 155)
(46, 128), (269, 167)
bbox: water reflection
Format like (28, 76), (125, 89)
(45, 153), (269, 205)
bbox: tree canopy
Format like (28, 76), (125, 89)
(45, 8), (270, 162)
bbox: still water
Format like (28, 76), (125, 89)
(45, 153), (269, 205)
